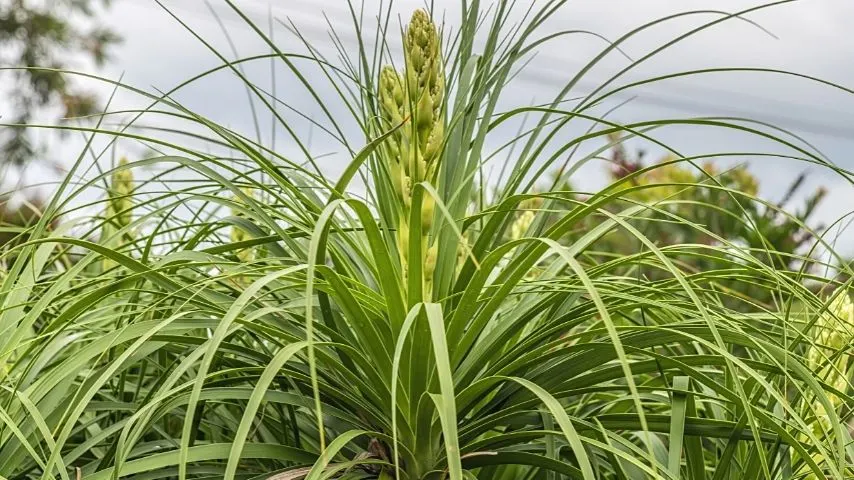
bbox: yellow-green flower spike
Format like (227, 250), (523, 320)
(796, 287), (853, 478)
(404, 8), (445, 183)
(110, 157), (134, 233)
(424, 244), (438, 297)
(807, 289), (853, 409)
(102, 157), (134, 272)
(424, 245), (438, 277)
(379, 66), (410, 202)
(456, 233), (469, 273)
(379, 66), (406, 125)
(380, 9), (446, 301)
(511, 210), (535, 241)
(404, 9), (445, 299)
(423, 123), (443, 166)
(231, 187), (256, 264)
(421, 194), (435, 232)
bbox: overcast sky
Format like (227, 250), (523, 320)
(24, 0), (854, 255)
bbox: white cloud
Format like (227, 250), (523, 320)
(60, 0), (854, 256)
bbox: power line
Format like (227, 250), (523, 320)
(238, 0), (854, 130)
(122, 1), (854, 141)
(520, 63), (854, 140)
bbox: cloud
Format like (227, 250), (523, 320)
(75, 0), (854, 255)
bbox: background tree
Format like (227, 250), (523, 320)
(595, 133), (826, 306)
(0, 0), (120, 168)
(605, 132), (826, 267)
(502, 131), (828, 309)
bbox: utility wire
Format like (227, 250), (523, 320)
(125, 0), (854, 141)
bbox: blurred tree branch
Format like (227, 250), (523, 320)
(0, 0), (120, 167)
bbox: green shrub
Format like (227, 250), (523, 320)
(1, 2), (853, 479)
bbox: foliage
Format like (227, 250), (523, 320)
(1, 2), (853, 480)
(605, 133), (826, 268)
(565, 134), (830, 306)
(0, 193), (55, 248)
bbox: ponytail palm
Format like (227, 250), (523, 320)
(1, 1), (853, 479)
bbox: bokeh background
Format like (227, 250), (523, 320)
(3, 0), (853, 256)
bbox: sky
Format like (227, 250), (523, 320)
(13, 0), (854, 256)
